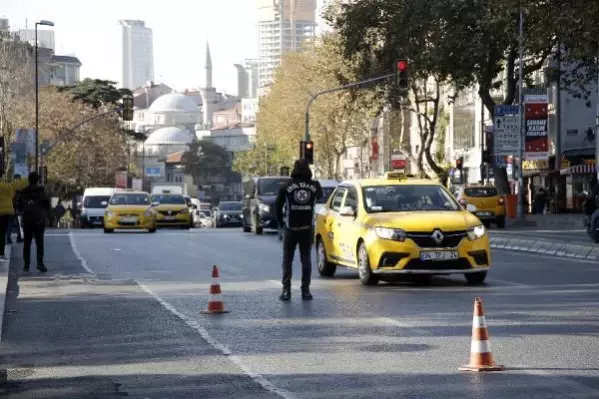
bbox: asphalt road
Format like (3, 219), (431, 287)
(4, 227), (599, 398)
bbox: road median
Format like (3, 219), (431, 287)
(490, 233), (599, 261)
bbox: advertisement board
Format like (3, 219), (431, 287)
(524, 94), (549, 160)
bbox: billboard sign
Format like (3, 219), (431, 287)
(524, 94), (549, 160)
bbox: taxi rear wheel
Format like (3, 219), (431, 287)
(358, 242), (378, 286)
(465, 271), (487, 285)
(316, 238), (336, 277)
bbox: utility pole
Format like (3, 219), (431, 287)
(516, 5), (526, 220)
(555, 39), (562, 172)
(480, 94), (485, 184)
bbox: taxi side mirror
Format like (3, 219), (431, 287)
(459, 198), (468, 206)
(339, 206), (356, 217)
(151, 201), (160, 207)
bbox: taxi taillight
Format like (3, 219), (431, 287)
(498, 197), (505, 205)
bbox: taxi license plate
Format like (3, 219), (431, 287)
(420, 251), (459, 261)
(164, 216), (175, 220)
(120, 216), (137, 223)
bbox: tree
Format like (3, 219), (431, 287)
(0, 38), (34, 178)
(325, 0), (599, 192)
(58, 78), (132, 109)
(254, 32), (380, 179)
(9, 87), (128, 186)
(183, 138), (232, 185)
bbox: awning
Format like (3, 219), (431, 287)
(560, 163), (596, 175)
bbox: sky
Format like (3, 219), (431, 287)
(4, 0), (328, 94)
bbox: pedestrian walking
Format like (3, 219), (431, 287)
(0, 175), (28, 261)
(275, 159), (322, 301)
(6, 174), (24, 244)
(16, 172), (50, 272)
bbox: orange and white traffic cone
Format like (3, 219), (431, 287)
(459, 297), (504, 372)
(201, 265), (230, 314)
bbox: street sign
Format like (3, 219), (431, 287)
(145, 167), (162, 177)
(493, 105), (520, 157)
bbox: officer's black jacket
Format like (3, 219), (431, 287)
(275, 169), (322, 230)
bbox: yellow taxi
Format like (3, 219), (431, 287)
(314, 172), (491, 286)
(455, 185), (506, 228)
(103, 191), (157, 233)
(151, 193), (192, 229)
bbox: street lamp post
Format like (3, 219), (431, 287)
(516, 7), (525, 220)
(35, 19), (54, 185)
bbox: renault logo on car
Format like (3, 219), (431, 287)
(431, 229), (444, 244)
(168, 210), (172, 215)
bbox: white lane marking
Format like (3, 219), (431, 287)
(487, 278), (532, 287)
(137, 283), (296, 399)
(376, 317), (433, 336)
(69, 234), (295, 399)
(68, 232), (94, 274)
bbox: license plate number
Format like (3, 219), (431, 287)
(420, 251), (459, 261)
(121, 216), (137, 223)
(164, 216), (175, 220)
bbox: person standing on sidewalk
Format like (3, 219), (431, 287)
(6, 174), (24, 244)
(16, 172), (50, 272)
(0, 175), (28, 261)
(275, 159), (322, 301)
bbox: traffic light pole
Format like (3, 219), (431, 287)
(304, 73), (395, 142)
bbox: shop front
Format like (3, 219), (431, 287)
(560, 159), (597, 211)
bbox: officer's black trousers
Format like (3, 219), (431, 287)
(281, 227), (312, 291)
(23, 224), (45, 267)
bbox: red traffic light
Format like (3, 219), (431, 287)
(305, 141), (313, 150)
(397, 60), (408, 72)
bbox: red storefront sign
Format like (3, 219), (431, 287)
(524, 94), (549, 160)
(391, 159), (406, 169)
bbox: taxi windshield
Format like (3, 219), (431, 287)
(317, 187), (336, 204)
(362, 184), (460, 213)
(464, 187), (498, 197)
(151, 195), (186, 204)
(109, 194), (150, 206)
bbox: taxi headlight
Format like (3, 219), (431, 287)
(259, 203), (270, 213)
(467, 224), (486, 240)
(374, 226), (406, 242)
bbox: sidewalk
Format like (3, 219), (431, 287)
(0, 235), (278, 398)
(505, 213), (584, 229)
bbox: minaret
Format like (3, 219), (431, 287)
(200, 41), (216, 129)
(205, 42), (213, 89)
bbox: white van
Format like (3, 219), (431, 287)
(81, 187), (117, 228)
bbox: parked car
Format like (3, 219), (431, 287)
(242, 176), (290, 235)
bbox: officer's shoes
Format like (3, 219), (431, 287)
(279, 288), (291, 301)
(301, 290), (313, 301)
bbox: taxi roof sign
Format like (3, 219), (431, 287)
(385, 171), (407, 180)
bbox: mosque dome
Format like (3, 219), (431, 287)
(145, 127), (193, 146)
(149, 93), (199, 113)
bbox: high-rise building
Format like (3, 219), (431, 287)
(119, 20), (154, 90)
(256, 0), (317, 89)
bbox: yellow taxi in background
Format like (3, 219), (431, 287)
(103, 191), (157, 233)
(151, 193), (192, 229)
(455, 185), (506, 228)
(314, 172), (491, 286)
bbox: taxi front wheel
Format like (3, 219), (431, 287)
(316, 238), (336, 277)
(358, 242), (379, 286)
(465, 271), (487, 285)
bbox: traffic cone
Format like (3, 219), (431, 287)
(459, 297), (504, 372)
(201, 265), (230, 314)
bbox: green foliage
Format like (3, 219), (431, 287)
(58, 78), (132, 109)
(183, 138), (232, 184)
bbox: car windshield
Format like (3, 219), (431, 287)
(84, 196), (111, 208)
(219, 202), (242, 211)
(317, 187), (336, 204)
(464, 187), (498, 197)
(258, 178), (289, 196)
(362, 185), (460, 213)
(151, 195), (186, 204)
(109, 194), (150, 206)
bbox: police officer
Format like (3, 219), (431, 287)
(275, 159), (322, 301)
(17, 172), (50, 272)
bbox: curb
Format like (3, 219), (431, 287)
(0, 245), (11, 343)
(490, 236), (599, 261)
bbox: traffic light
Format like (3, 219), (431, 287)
(122, 96), (134, 121)
(300, 140), (314, 164)
(456, 156), (464, 170)
(394, 59), (409, 90)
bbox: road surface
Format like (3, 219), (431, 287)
(2, 228), (599, 398)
